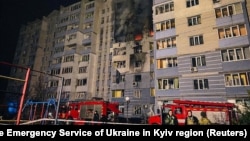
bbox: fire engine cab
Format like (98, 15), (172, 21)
(58, 97), (121, 125)
(148, 99), (238, 125)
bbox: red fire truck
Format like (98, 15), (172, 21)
(58, 97), (121, 125)
(148, 99), (238, 125)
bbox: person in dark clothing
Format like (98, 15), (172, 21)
(185, 110), (199, 125)
(164, 110), (178, 125)
(100, 114), (108, 124)
(93, 110), (99, 121)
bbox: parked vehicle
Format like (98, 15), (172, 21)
(148, 99), (238, 125)
(58, 97), (121, 125)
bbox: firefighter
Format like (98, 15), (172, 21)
(164, 110), (178, 125)
(184, 110), (199, 125)
(93, 110), (99, 121)
(199, 111), (211, 125)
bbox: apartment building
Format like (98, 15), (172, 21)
(110, 34), (155, 120)
(7, 0), (249, 120)
(110, 0), (155, 120)
(6, 0), (154, 120)
(7, 18), (49, 102)
(152, 0), (250, 110)
(6, 1), (98, 104)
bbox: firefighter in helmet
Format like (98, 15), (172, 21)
(185, 110), (199, 125)
(199, 111), (211, 125)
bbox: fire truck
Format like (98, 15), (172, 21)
(147, 99), (238, 125)
(58, 97), (121, 125)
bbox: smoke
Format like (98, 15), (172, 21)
(114, 0), (153, 42)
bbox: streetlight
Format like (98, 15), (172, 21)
(125, 96), (130, 123)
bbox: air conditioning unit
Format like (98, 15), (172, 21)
(191, 67), (198, 72)
(133, 82), (138, 87)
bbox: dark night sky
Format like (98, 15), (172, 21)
(0, 0), (80, 93)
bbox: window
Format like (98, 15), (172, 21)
(79, 66), (87, 73)
(63, 79), (71, 86)
(54, 57), (62, 64)
(150, 88), (155, 97)
(134, 90), (141, 98)
(168, 57), (178, 67)
(150, 57), (154, 64)
(155, 19), (175, 32)
(76, 92), (86, 99)
(61, 91), (70, 99)
(82, 55), (89, 62)
(157, 57), (177, 69)
(62, 67), (73, 74)
(77, 79), (87, 86)
(134, 106), (142, 115)
(113, 47), (126, 56)
(69, 13), (79, 21)
(157, 58), (166, 69)
(64, 55), (74, 62)
(50, 80), (59, 87)
(134, 45), (142, 53)
(188, 15), (201, 26)
(134, 75), (141, 82)
(101, 17), (104, 24)
(193, 79), (209, 89)
(157, 37), (176, 49)
(218, 24), (247, 39)
(149, 42), (154, 51)
(85, 11), (94, 19)
(221, 47), (250, 62)
(225, 72), (250, 86)
(191, 55), (206, 67)
(112, 90), (124, 98)
(186, 0), (199, 8)
(189, 35), (203, 46)
(155, 2), (174, 15)
(54, 47), (64, 54)
(85, 2), (94, 10)
(71, 4), (81, 11)
(225, 74), (233, 86)
(51, 68), (61, 75)
(113, 73), (125, 84)
(215, 3), (243, 18)
(158, 78), (179, 89)
(113, 61), (126, 68)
